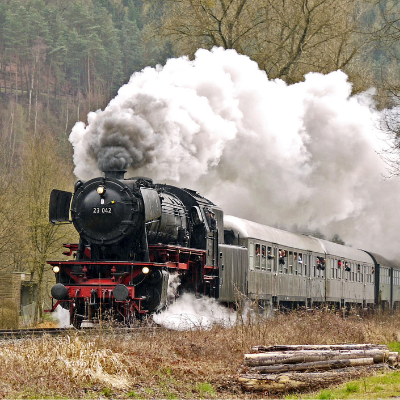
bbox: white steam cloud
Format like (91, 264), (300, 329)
(153, 292), (237, 330)
(153, 272), (236, 330)
(52, 305), (72, 328)
(70, 47), (400, 258)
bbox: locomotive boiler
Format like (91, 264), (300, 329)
(48, 171), (221, 327)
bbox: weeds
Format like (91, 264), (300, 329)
(196, 382), (216, 397)
(345, 383), (359, 393)
(0, 310), (399, 399)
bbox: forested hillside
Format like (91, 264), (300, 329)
(0, 0), (174, 324)
(0, 0), (399, 324)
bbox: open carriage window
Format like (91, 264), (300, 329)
(255, 244), (260, 269)
(261, 245), (266, 270)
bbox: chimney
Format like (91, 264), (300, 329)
(104, 170), (126, 180)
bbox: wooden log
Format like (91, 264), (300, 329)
(388, 352), (399, 366)
(244, 349), (389, 366)
(248, 357), (375, 373)
(239, 364), (388, 392)
(252, 344), (388, 353)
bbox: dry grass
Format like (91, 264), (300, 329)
(0, 309), (399, 399)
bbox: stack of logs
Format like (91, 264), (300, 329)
(239, 344), (399, 393)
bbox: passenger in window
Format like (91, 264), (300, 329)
(255, 244), (260, 256)
(267, 250), (275, 260)
(262, 247), (266, 258)
(338, 260), (342, 268)
(298, 255), (302, 264)
(345, 262), (351, 272)
(316, 257), (326, 270)
(279, 250), (286, 265)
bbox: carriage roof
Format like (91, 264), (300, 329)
(224, 215), (375, 264)
(316, 238), (373, 264)
(224, 215), (324, 253)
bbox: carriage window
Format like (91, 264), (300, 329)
(298, 253), (303, 275)
(294, 252), (298, 275)
(278, 249), (286, 273)
(267, 246), (273, 272)
(255, 244), (260, 269)
(382, 267), (390, 285)
(261, 245), (266, 270)
(394, 270), (400, 286)
(289, 251), (293, 275)
(249, 243), (254, 271)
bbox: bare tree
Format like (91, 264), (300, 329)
(16, 135), (76, 324)
(159, 0), (364, 83)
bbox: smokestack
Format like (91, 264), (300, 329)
(104, 170), (126, 180)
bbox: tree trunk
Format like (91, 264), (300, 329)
(247, 357), (375, 374)
(239, 364), (388, 392)
(245, 349), (390, 366)
(252, 344), (388, 352)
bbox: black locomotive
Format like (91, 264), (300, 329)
(48, 171), (221, 327)
(48, 171), (400, 327)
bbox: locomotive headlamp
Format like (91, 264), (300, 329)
(97, 185), (106, 195)
(53, 266), (60, 273)
(142, 266), (150, 274)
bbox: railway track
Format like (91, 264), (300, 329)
(0, 325), (161, 340)
(0, 327), (68, 339)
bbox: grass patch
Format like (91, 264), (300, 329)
(345, 382), (359, 393)
(388, 341), (400, 354)
(298, 371), (400, 399)
(317, 389), (334, 399)
(196, 382), (216, 397)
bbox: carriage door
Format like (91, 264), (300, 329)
(340, 263), (345, 302)
(305, 253), (312, 301)
(272, 246), (278, 297)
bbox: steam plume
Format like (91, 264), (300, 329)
(70, 47), (400, 257)
(153, 293), (236, 330)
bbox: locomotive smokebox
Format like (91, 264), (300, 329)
(104, 170), (126, 180)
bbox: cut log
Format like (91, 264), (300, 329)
(252, 344), (388, 353)
(239, 364), (388, 392)
(388, 352), (399, 366)
(248, 357), (375, 373)
(244, 349), (389, 366)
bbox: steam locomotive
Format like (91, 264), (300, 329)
(48, 171), (400, 327)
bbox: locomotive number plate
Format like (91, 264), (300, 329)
(93, 207), (112, 214)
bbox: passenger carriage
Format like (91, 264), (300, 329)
(220, 215), (377, 310)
